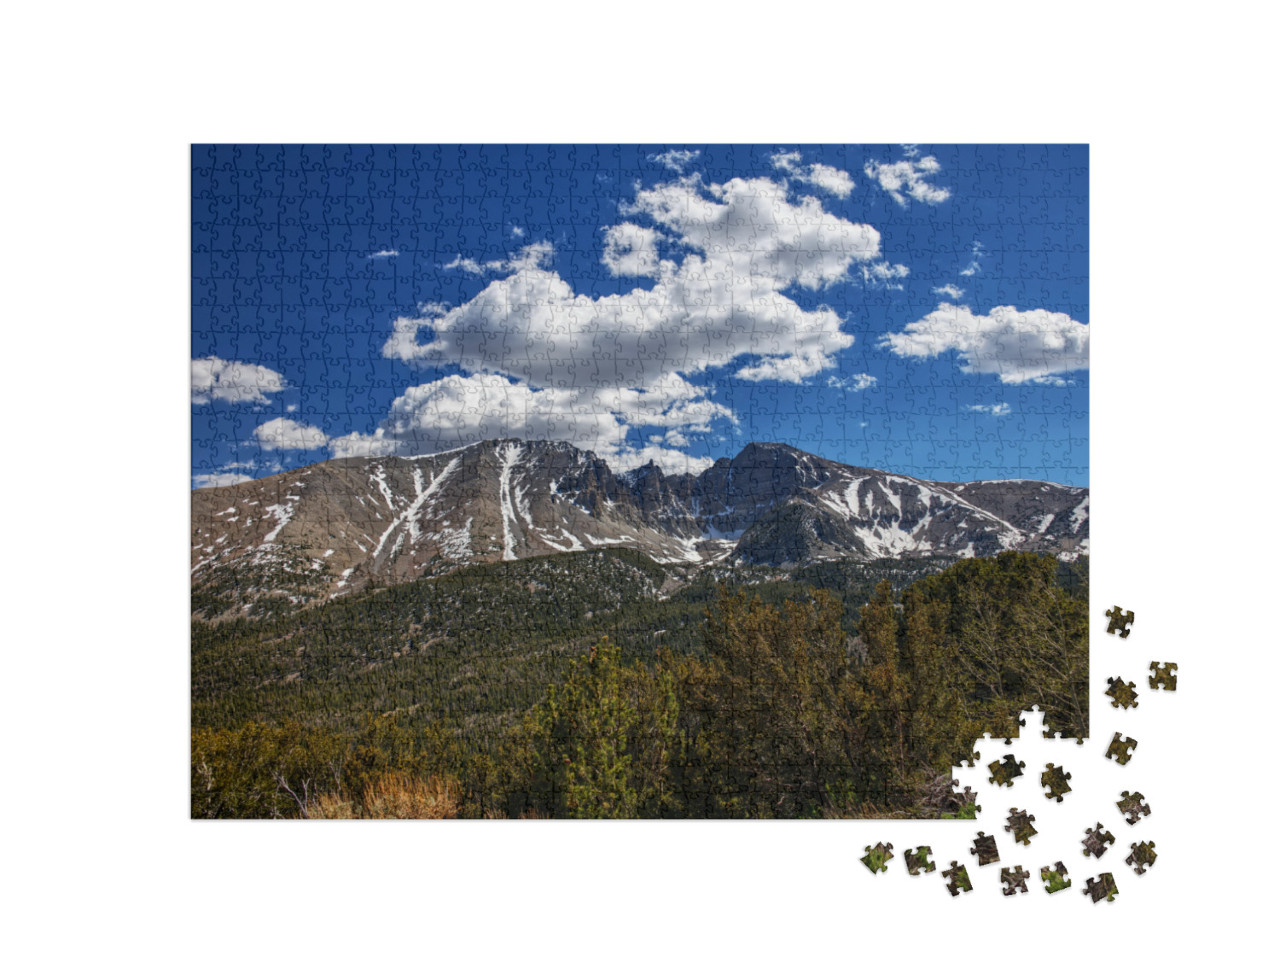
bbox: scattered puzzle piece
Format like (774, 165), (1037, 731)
(1149, 661), (1178, 690)
(1001, 865), (1031, 895)
(1117, 790), (1151, 825)
(1082, 823), (1115, 859)
(1084, 873), (1118, 903)
(942, 861), (973, 897)
(1126, 841), (1157, 875)
(1005, 808), (1038, 846)
(903, 846), (935, 875)
(1105, 606), (1134, 637)
(1105, 732), (1138, 765)
(987, 753), (1026, 787)
(861, 842), (893, 873)
(1105, 675), (1139, 709)
(1041, 763), (1073, 801)
(971, 831), (1000, 866)
(1041, 862), (1071, 894)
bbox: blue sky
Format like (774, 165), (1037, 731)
(192, 144), (1088, 488)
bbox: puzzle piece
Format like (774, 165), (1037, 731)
(1105, 606), (1134, 637)
(1041, 862), (1071, 894)
(942, 861), (973, 897)
(861, 842), (893, 873)
(1105, 675), (1139, 709)
(903, 846), (935, 875)
(1105, 732), (1138, 765)
(971, 831), (1000, 866)
(1149, 661), (1178, 690)
(1116, 790), (1151, 825)
(1041, 763), (1073, 801)
(987, 753), (1026, 787)
(1001, 865), (1031, 895)
(1126, 841), (1157, 875)
(1083, 873), (1118, 903)
(1004, 808), (1038, 846)
(1082, 822), (1115, 858)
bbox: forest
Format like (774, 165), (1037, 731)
(191, 550), (1088, 818)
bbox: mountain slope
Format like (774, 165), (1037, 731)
(192, 439), (1088, 619)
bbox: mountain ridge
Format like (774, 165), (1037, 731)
(192, 438), (1088, 619)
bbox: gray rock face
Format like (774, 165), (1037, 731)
(192, 439), (1088, 616)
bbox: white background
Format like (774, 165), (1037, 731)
(4, 1), (1275, 957)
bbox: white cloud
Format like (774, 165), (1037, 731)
(881, 303), (1089, 384)
(933, 284), (965, 299)
(253, 417), (329, 450)
(601, 222), (663, 278)
(367, 249), (399, 259)
(649, 149), (700, 173)
(865, 154), (951, 206)
(861, 261), (909, 288)
(827, 373), (877, 392)
(900, 144), (920, 158)
(959, 240), (984, 277)
(192, 357), (286, 405)
(193, 472), (253, 488)
(511, 226), (524, 238)
(442, 241), (554, 276)
(286, 404), (298, 413)
(769, 151), (855, 199)
(968, 403), (1012, 416)
(610, 445), (714, 475)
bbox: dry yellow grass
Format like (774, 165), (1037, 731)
(308, 773), (460, 819)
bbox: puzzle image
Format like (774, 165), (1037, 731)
(191, 145), (1089, 818)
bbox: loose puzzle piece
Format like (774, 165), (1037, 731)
(987, 753), (1026, 787)
(1117, 790), (1151, 825)
(1082, 822), (1115, 858)
(1105, 606), (1135, 637)
(861, 842), (893, 873)
(971, 831), (1000, 866)
(903, 846), (935, 875)
(1005, 808), (1038, 846)
(1149, 661), (1178, 690)
(1105, 675), (1139, 709)
(1105, 732), (1138, 765)
(1126, 841), (1157, 875)
(1041, 763), (1073, 801)
(1001, 865), (1031, 895)
(942, 861), (973, 897)
(1041, 862), (1071, 894)
(1084, 873), (1119, 903)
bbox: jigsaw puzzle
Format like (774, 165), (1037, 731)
(1126, 841), (1158, 875)
(190, 145), (1090, 820)
(942, 862), (974, 897)
(1001, 866), (1031, 895)
(1105, 676), (1139, 709)
(1105, 733), (1139, 766)
(1082, 823), (1116, 858)
(862, 842), (894, 873)
(1149, 662), (1178, 690)
(971, 831), (1002, 866)
(1083, 873), (1119, 903)
(1041, 763), (1073, 801)
(1105, 606), (1134, 637)
(1116, 790), (1151, 825)
(1041, 862), (1071, 894)
(1004, 808), (1038, 846)
(903, 846), (936, 876)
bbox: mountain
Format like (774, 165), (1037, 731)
(191, 439), (1088, 619)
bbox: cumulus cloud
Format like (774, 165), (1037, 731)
(375, 171), (900, 471)
(649, 149), (700, 173)
(770, 151), (855, 199)
(193, 472), (254, 488)
(968, 403), (1011, 416)
(253, 417), (329, 450)
(933, 284), (965, 299)
(881, 303), (1089, 384)
(192, 357), (287, 405)
(827, 373), (877, 392)
(367, 249), (399, 259)
(861, 261), (910, 289)
(865, 154), (951, 206)
(601, 222), (663, 278)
